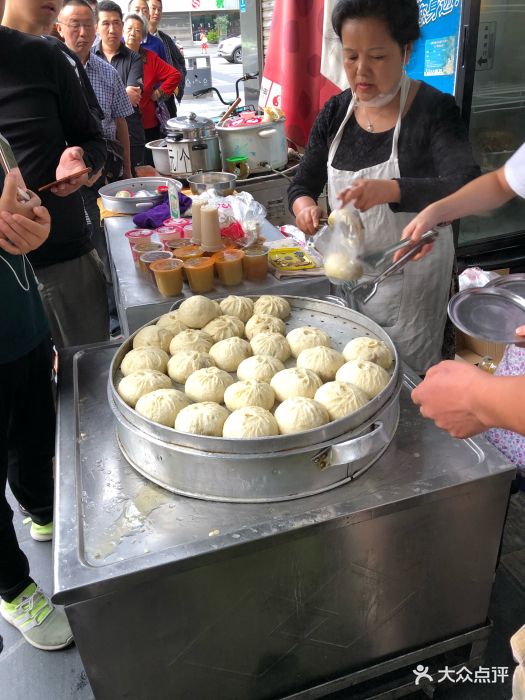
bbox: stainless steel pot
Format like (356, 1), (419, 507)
(216, 118), (288, 174)
(165, 112), (221, 177)
(108, 296), (401, 502)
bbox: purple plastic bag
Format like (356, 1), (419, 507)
(132, 191), (192, 229)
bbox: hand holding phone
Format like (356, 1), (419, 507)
(38, 167), (91, 192)
(46, 146), (91, 197)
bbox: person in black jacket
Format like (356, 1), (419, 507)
(147, 0), (187, 114)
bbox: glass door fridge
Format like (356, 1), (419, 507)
(457, 0), (525, 269)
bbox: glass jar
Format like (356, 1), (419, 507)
(242, 247), (268, 282)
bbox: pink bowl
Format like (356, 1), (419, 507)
(163, 217), (191, 229)
(125, 229), (154, 259)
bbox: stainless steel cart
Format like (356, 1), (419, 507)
(54, 343), (514, 699)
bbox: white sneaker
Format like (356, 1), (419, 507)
(0, 583), (73, 651)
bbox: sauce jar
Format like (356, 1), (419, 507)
(139, 250), (172, 274)
(242, 247), (268, 282)
(150, 258), (184, 297)
(213, 249), (244, 286)
(183, 257), (215, 294)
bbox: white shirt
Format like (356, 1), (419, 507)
(504, 142), (525, 198)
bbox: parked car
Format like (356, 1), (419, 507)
(217, 35), (242, 64)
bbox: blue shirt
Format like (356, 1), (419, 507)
(141, 33), (167, 61)
(84, 53), (133, 140)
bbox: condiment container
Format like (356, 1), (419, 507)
(171, 244), (204, 280)
(166, 239), (191, 253)
(183, 257), (215, 294)
(132, 241), (163, 264)
(125, 229), (154, 260)
(213, 249), (244, 286)
(200, 205), (223, 252)
(155, 225), (184, 249)
(190, 197), (204, 244)
(139, 250), (172, 274)
(242, 247), (268, 282)
(163, 217), (191, 229)
(150, 257), (184, 297)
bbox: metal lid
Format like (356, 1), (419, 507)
(486, 273), (525, 298)
(165, 112), (216, 139)
(448, 286), (525, 343)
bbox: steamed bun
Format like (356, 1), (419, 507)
(167, 350), (214, 384)
(270, 368), (322, 401)
(236, 355), (285, 383)
(342, 337), (393, 369)
(133, 325), (173, 353)
(155, 311), (187, 335)
(185, 366), (234, 403)
(169, 329), (214, 355)
(222, 407), (279, 439)
(296, 346), (345, 381)
(245, 314), (286, 340)
(120, 347), (169, 376)
(209, 337), (252, 372)
(219, 295), (254, 322)
(253, 295), (291, 320)
(203, 315), (244, 342)
(175, 402), (229, 436)
(117, 369), (172, 408)
(314, 381), (369, 420)
(286, 326), (331, 358)
(178, 295), (219, 329)
(336, 359), (390, 398)
(274, 397), (329, 435)
(223, 380), (275, 411)
(135, 388), (191, 427)
(250, 332), (291, 362)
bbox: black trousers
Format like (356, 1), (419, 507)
(0, 337), (55, 602)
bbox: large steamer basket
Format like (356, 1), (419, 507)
(109, 296), (401, 502)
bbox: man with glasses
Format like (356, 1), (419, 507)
(147, 0), (187, 113)
(93, 0), (146, 171)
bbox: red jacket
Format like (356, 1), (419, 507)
(139, 48), (180, 129)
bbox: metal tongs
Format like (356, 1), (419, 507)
(347, 229), (439, 304)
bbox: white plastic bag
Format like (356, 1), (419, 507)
(458, 266), (501, 291)
(314, 208), (365, 284)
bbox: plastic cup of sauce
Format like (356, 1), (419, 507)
(242, 247), (268, 282)
(132, 240), (163, 264)
(150, 257), (184, 297)
(213, 249), (245, 286)
(183, 257), (215, 293)
(125, 229), (153, 260)
(139, 250), (172, 274)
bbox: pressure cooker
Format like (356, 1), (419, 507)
(165, 112), (221, 178)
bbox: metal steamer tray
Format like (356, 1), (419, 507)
(108, 296), (401, 502)
(98, 176), (182, 215)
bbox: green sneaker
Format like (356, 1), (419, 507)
(0, 583), (73, 651)
(30, 521), (53, 542)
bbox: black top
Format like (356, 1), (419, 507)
(92, 40), (145, 151)
(157, 30), (187, 102)
(0, 28), (107, 267)
(288, 82), (481, 213)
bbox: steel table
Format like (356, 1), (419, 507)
(54, 343), (515, 700)
(105, 216), (330, 335)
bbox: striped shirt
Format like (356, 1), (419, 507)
(84, 53), (133, 140)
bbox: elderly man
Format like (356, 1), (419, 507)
(148, 0), (187, 111)
(1, 0), (109, 349)
(128, 0), (166, 60)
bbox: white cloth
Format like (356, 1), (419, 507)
(327, 76), (454, 373)
(505, 142), (525, 198)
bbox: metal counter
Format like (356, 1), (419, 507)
(54, 343), (514, 700)
(105, 216), (330, 335)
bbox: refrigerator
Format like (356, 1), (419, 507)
(407, 0), (525, 271)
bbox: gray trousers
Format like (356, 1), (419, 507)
(35, 250), (109, 349)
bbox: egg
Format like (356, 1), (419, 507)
(115, 190), (133, 198)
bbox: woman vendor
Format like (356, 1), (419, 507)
(288, 0), (480, 374)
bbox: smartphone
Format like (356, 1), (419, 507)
(38, 167), (91, 192)
(0, 132), (32, 202)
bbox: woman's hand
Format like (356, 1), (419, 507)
(0, 205), (51, 255)
(337, 179), (400, 212)
(295, 204), (325, 235)
(52, 147), (90, 196)
(395, 202), (444, 262)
